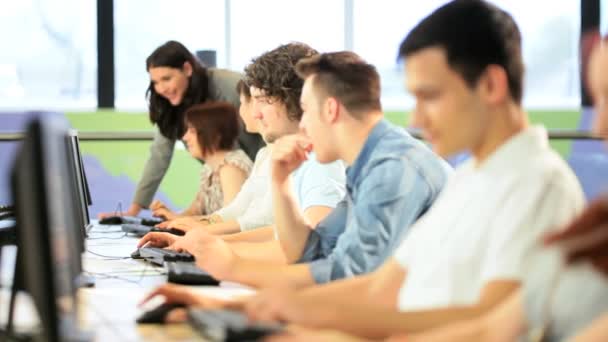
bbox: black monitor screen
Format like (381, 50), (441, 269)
(73, 133), (92, 207)
(66, 130), (91, 236)
(11, 116), (86, 342)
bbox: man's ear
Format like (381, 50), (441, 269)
(325, 97), (340, 123)
(479, 64), (509, 104)
(183, 61), (193, 77)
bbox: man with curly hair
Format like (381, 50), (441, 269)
(139, 42), (346, 262)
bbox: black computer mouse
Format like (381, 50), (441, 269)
(136, 302), (187, 324)
(98, 216), (123, 225)
(130, 249), (142, 259)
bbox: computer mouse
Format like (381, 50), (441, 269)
(130, 249), (142, 259)
(136, 302), (187, 324)
(98, 216), (123, 225)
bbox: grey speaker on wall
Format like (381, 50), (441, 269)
(196, 50), (217, 68)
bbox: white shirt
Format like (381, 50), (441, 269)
(215, 148), (346, 232)
(215, 147), (273, 231)
(394, 126), (585, 311)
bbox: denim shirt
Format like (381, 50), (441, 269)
(300, 119), (452, 283)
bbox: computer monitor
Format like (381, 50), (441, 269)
(73, 131), (92, 207)
(66, 130), (92, 237)
(7, 116), (91, 342)
(66, 130), (96, 288)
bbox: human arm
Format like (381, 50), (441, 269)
(244, 259), (405, 324)
(572, 312), (608, 342)
(98, 202), (143, 219)
(174, 231), (316, 288)
(161, 218), (241, 234)
(219, 164), (249, 206)
(214, 148), (265, 221)
(221, 226), (275, 243)
(544, 195), (608, 275)
(149, 199), (181, 220)
(230, 240), (288, 263)
(257, 280), (519, 339)
(403, 290), (526, 342)
(271, 135), (345, 263)
(99, 130), (175, 218)
(133, 129), (175, 208)
(270, 135), (317, 262)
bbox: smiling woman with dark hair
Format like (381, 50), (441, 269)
(98, 40), (264, 219)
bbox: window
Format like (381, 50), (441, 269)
(0, 0), (96, 109)
(353, 0), (580, 110)
(114, 0), (226, 109)
(229, 0), (344, 72)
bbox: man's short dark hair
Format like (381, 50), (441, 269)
(245, 42), (318, 122)
(295, 51), (382, 118)
(398, 0), (524, 104)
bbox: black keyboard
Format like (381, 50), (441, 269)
(166, 261), (219, 286)
(122, 224), (185, 237)
(188, 309), (283, 342)
(140, 217), (164, 226)
(138, 247), (195, 266)
(99, 215), (164, 226)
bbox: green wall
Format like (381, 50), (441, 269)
(66, 109), (581, 208)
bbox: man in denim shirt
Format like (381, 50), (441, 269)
(298, 117), (450, 283)
(139, 51), (450, 298)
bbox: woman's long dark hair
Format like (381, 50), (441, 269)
(146, 40), (209, 139)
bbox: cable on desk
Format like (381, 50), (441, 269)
(83, 261), (156, 286)
(85, 249), (131, 260)
(87, 229), (124, 234)
(87, 232), (128, 240)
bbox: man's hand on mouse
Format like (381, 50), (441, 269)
(137, 231), (179, 249)
(173, 230), (240, 280)
(139, 283), (230, 322)
(156, 216), (205, 231)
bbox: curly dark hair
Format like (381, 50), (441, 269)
(244, 42), (318, 122)
(146, 40), (209, 140)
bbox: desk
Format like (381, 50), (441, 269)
(1, 223), (256, 341)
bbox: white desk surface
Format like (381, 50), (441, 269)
(1, 222), (256, 341)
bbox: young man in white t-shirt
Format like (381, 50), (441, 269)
(220, 0), (585, 339)
(138, 43), (346, 263)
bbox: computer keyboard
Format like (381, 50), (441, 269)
(166, 261), (219, 286)
(140, 217), (164, 226)
(122, 224), (185, 237)
(122, 223), (152, 236)
(138, 247), (195, 266)
(188, 309), (283, 342)
(99, 215), (164, 226)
